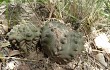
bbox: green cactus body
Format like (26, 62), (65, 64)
(7, 23), (41, 54)
(41, 19), (84, 64)
(7, 23), (41, 42)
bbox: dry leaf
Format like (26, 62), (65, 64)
(96, 53), (107, 67)
(0, 24), (8, 34)
(94, 33), (110, 53)
(0, 63), (2, 70)
(0, 41), (10, 48)
(9, 50), (20, 57)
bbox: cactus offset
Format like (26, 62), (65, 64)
(7, 23), (41, 42)
(7, 23), (41, 54)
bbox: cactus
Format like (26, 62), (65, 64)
(7, 23), (41, 42)
(40, 19), (84, 64)
(7, 23), (41, 54)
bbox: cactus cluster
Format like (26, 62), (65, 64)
(7, 19), (84, 64)
(40, 19), (84, 64)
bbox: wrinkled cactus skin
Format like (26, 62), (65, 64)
(7, 23), (41, 42)
(58, 31), (84, 58)
(41, 19), (84, 64)
(7, 23), (41, 54)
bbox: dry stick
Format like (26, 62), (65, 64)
(27, 0), (42, 25)
(80, 19), (109, 69)
(88, 54), (109, 69)
(73, 61), (80, 70)
(82, 33), (108, 69)
(48, 3), (55, 21)
(0, 57), (36, 62)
